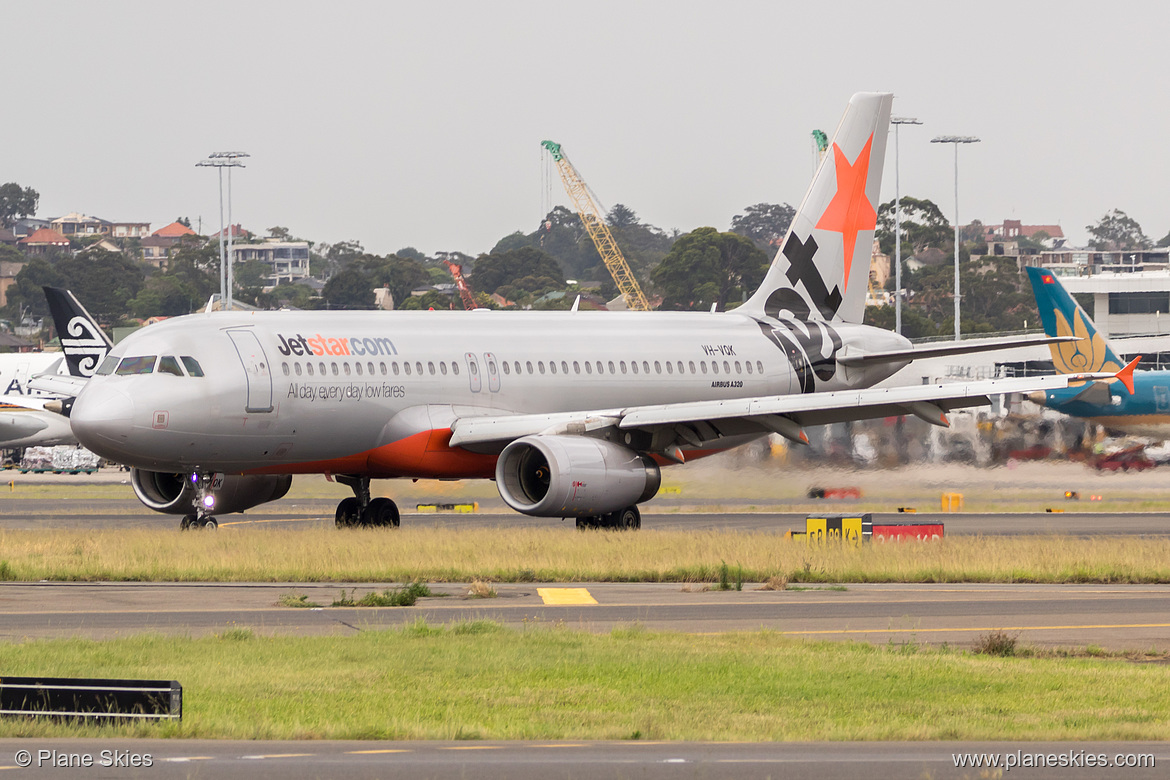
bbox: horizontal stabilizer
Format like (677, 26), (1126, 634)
(836, 334), (1079, 367)
(27, 373), (88, 397)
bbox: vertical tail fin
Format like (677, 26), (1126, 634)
(43, 287), (114, 378)
(739, 92), (893, 324)
(1023, 267), (1122, 373)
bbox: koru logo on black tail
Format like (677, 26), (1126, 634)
(764, 233), (842, 321)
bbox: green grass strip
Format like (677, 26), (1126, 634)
(2, 528), (1170, 583)
(1, 623), (1168, 741)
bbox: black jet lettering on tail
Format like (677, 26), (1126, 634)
(764, 233), (842, 321)
(758, 318), (842, 394)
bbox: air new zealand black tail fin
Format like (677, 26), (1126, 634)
(43, 287), (114, 378)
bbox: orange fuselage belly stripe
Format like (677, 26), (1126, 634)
(243, 429), (497, 479)
(242, 428), (730, 479)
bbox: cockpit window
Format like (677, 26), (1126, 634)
(180, 356), (205, 377)
(96, 355), (120, 376)
(158, 356), (184, 376)
(115, 356), (157, 375)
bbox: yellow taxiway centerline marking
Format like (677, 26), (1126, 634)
(346, 749), (412, 754)
(782, 622), (1170, 635)
(537, 587), (598, 605)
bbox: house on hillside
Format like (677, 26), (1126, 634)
(0, 260), (25, 307)
(230, 240), (310, 284)
(17, 228), (70, 256)
(51, 213), (110, 236)
(142, 221), (200, 268)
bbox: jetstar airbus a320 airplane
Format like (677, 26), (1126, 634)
(68, 92), (1112, 530)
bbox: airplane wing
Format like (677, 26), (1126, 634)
(449, 372), (1114, 452)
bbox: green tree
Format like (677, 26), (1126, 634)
(863, 305), (938, 339)
(394, 246), (427, 262)
(321, 267), (375, 309)
(364, 254), (430, 307)
(1086, 209), (1151, 251)
(267, 226), (290, 240)
(2, 257), (63, 321)
(606, 203), (639, 229)
(470, 246), (564, 296)
(651, 227), (769, 311)
(54, 250), (144, 326)
(730, 203), (795, 251)
(875, 197), (951, 257)
(0, 183), (39, 229)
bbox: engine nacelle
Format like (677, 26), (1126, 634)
(131, 469), (293, 516)
(495, 435), (660, 518)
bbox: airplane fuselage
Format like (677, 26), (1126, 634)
(71, 308), (912, 475)
(1038, 371), (1170, 438)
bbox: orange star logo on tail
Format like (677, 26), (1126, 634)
(815, 133), (876, 292)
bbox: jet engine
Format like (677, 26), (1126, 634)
(131, 469), (293, 516)
(495, 435), (660, 517)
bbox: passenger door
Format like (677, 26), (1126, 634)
(465, 353), (482, 393)
(227, 330), (274, 413)
(484, 352), (501, 392)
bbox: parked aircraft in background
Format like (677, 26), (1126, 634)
(68, 92), (1107, 530)
(1025, 266), (1157, 436)
(0, 288), (112, 449)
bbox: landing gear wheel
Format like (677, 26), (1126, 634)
(617, 506), (641, 530)
(335, 497), (361, 528)
(180, 514), (196, 531)
(199, 517), (218, 530)
(362, 497), (400, 528)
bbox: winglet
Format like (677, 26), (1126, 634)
(1116, 356), (1139, 395)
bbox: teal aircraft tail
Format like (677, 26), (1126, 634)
(1024, 267), (1123, 374)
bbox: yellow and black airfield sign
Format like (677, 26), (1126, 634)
(804, 515), (867, 548)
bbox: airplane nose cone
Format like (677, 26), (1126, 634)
(71, 383), (136, 457)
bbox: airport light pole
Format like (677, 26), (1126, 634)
(891, 116), (921, 335)
(196, 151), (249, 310)
(930, 135), (980, 341)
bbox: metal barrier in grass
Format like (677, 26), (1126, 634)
(0, 677), (181, 721)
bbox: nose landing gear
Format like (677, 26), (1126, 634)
(335, 475), (400, 528)
(180, 472), (220, 530)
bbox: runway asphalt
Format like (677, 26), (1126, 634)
(4, 580), (1170, 650)
(0, 739), (1163, 779)
(5, 495), (1170, 535)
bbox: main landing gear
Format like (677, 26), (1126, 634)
(575, 505), (641, 531)
(335, 475), (400, 528)
(180, 472), (219, 531)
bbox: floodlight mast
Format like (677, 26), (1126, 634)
(890, 117), (921, 335)
(195, 152), (249, 310)
(929, 135), (980, 341)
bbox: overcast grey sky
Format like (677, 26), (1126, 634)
(8, 1), (1166, 256)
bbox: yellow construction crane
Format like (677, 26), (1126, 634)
(541, 140), (650, 311)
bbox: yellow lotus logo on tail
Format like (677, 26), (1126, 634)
(1050, 308), (1120, 374)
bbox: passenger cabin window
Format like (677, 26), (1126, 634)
(96, 355), (119, 376)
(180, 356), (205, 377)
(281, 362), (290, 377)
(116, 356), (157, 375)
